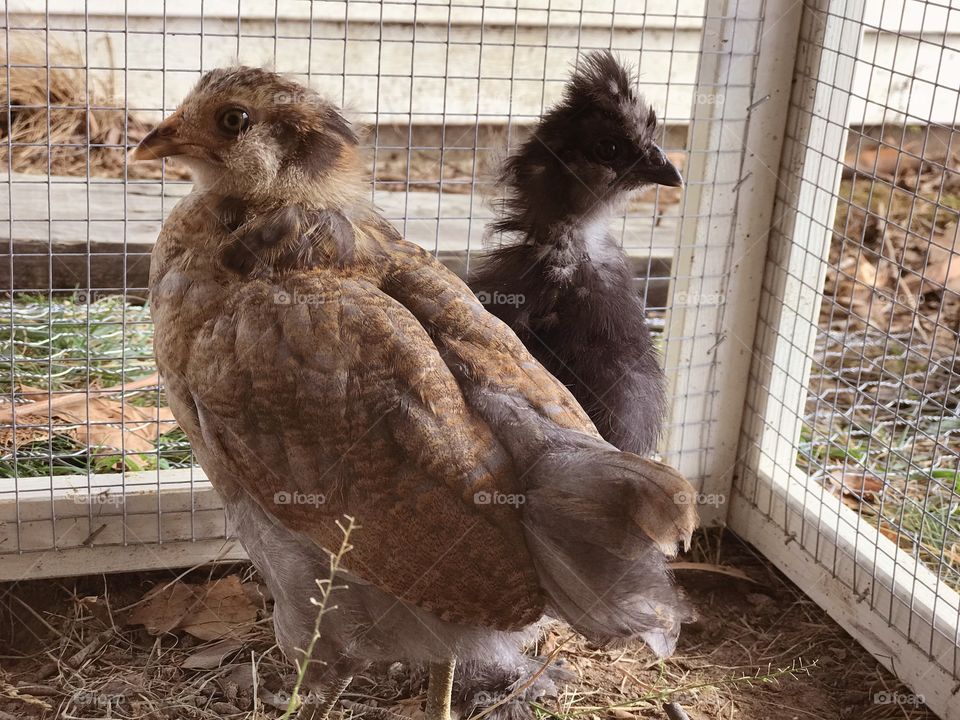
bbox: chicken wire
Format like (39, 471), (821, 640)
(0, 0), (760, 571)
(733, 0), (960, 717)
(6, 0), (959, 714)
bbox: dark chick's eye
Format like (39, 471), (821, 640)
(217, 107), (251, 136)
(594, 138), (619, 162)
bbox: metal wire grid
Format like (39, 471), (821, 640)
(0, 1), (755, 569)
(736, 0), (960, 690)
(662, 1), (764, 492)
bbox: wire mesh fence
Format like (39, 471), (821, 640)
(734, 0), (960, 715)
(3, 0), (958, 715)
(0, 0), (759, 568)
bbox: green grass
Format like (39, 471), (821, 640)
(0, 294), (156, 393)
(800, 330), (960, 592)
(0, 294), (192, 477)
(0, 428), (193, 477)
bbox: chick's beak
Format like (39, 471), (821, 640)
(130, 113), (184, 162)
(634, 145), (684, 188)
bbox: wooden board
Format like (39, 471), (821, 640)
(730, 479), (960, 720)
(0, 468), (247, 579)
(0, 173), (678, 305)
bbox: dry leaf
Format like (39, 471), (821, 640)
(825, 469), (886, 511)
(878, 524), (902, 545)
(127, 576), (258, 641)
(846, 145), (922, 182)
(127, 581), (196, 635)
(0, 373), (161, 424)
(840, 470), (884, 495)
(179, 576), (259, 641)
(181, 639), (245, 670)
(0, 373), (177, 452)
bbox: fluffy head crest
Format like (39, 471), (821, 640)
(563, 50), (658, 147)
(490, 50), (681, 236)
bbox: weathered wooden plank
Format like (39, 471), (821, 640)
(0, 469), (236, 578)
(0, 174), (678, 305)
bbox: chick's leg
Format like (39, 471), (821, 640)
(425, 659), (457, 720)
(300, 675), (352, 720)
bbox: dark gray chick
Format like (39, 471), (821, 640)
(470, 49), (682, 458)
(460, 50), (685, 720)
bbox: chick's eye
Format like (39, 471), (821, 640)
(594, 138), (618, 162)
(217, 107), (251, 136)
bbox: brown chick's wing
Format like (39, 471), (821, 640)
(377, 239), (697, 560)
(380, 240), (599, 438)
(181, 273), (545, 631)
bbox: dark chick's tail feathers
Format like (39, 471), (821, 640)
(521, 444), (698, 656)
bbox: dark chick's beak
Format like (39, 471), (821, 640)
(635, 145), (684, 188)
(130, 113), (184, 162)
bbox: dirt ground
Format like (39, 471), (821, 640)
(0, 531), (936, 720)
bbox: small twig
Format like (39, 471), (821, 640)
(65, 628), (114, 669)
(81, 523), (108, 547)
(11, 684), (58, 697)
(280, 516), (358, 720)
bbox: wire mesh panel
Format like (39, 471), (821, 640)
(733, 0), (960, 716)
(0, 1), (761, 577)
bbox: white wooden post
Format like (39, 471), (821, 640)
(663, 0), (803, 525)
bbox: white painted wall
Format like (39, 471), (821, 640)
(5, 0), (705, 124)
(4, 0), (959, 125)
(850, 1), (960, 127)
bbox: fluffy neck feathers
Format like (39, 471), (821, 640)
(214, 193), (389, 277)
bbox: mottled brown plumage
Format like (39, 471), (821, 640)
(136, 66), (698, 720)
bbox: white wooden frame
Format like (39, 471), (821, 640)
(0, 470), (244, 579)
(663, 0), (802, 525)
(1, 3), (958, 715)
(729, 0), (960, 717)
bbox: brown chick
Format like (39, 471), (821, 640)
(133, 67), (698, 720)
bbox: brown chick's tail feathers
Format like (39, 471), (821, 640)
(521, 443), (697, 656)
